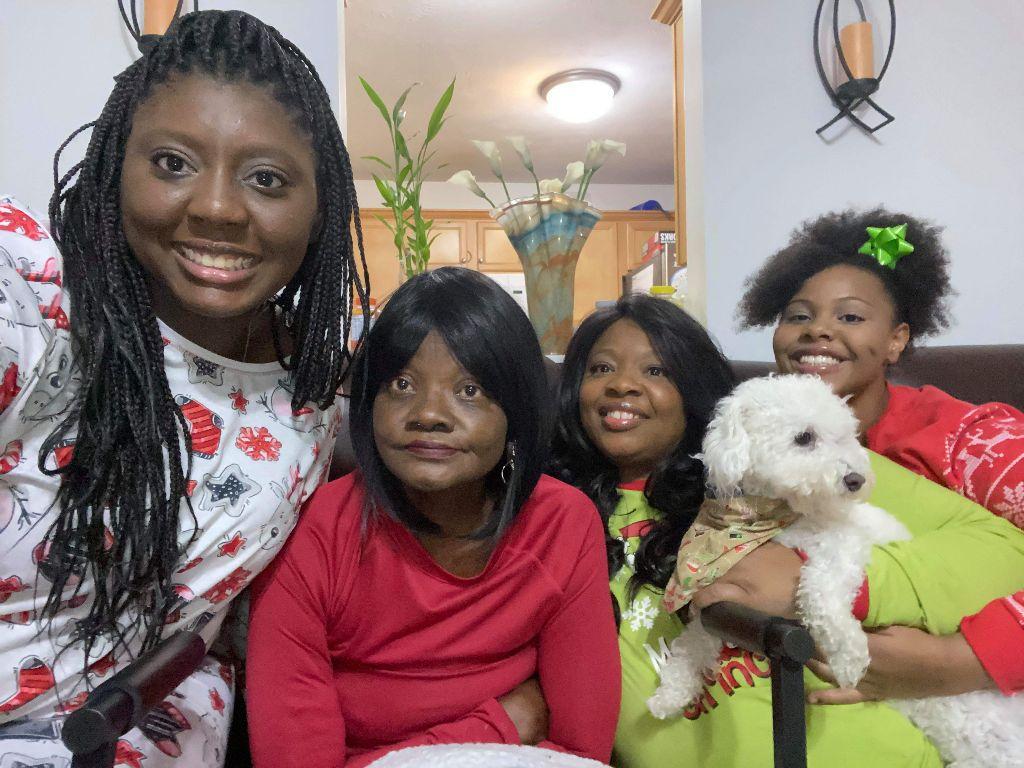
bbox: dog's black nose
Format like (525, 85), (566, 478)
(844, 472), (865, 492)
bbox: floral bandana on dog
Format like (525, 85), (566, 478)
(662, 495), (798, 613)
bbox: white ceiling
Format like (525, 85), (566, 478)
(344, 0), (675, 186)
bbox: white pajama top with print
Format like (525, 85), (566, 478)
(0, 197), (341, 768)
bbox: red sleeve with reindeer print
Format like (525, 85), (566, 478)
(866, 383), (1024, 525)
(867, 382), (1024, 695)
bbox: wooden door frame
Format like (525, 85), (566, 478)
(651, 0), (683, 269)
(651, 0), (707, 324)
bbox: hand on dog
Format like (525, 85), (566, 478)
(689, 542), (803, 619)
(499, 677), (549, 744)
(806, 626), (997, 704)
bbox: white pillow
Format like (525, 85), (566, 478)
(368, 744), (610, 768)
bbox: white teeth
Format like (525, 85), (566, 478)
(180, 247), (255, 271)
(607, 410), (639, 421)
(800, 355), (841, 366)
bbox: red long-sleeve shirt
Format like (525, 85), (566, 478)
(867, 383), (1024, 694)
(867, 384), (1024, 525)
(246, 472), (621, 767)
(961, 591), (1024, 695)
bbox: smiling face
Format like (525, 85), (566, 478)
(773, 264), (909, 427)
(372, 331), (509, 503)
(119, 73), (319, 344)
(578, 319), (686, 483)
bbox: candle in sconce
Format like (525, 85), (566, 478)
(142, 0), (181, 36)
(836, 21), (874, 82)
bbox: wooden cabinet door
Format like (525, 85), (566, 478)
(573, 221), (620, 326)
(622, 217), (676, 270)
(427, 221), (474, 269)
(474, 220), (524, 273)
(356, 216), (403, 304)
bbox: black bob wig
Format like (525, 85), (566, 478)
(349, 266), (550, 538)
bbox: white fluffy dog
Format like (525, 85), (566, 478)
(648, 374), (1024, 768)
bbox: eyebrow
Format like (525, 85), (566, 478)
(787, 295), (873, 306)
(587, 346), (626, 361)
(587, 347), (661, 364)
(132, 128), (309, 169)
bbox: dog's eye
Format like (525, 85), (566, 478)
(794, 430), (816, 447)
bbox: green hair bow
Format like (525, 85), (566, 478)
(858, 224), (914, 269)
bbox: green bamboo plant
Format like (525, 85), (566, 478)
(359, 77), (456, 277)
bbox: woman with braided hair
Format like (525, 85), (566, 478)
(0, 10), (367, 765)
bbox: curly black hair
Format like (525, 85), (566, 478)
(549, 295), (736, 597)
(737, 208), (954, 347)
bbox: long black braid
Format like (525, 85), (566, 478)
(42, 10), (369, 661)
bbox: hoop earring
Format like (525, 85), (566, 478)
(500, 442), (517, 485)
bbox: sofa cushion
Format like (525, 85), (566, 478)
(731, 345), (1024, 413)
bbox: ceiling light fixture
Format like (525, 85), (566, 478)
(539, 69), (621, 124)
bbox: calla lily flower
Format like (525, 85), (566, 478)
(507, 136), (534, 172)
(472, 140), (505, 180)
(459, 136), (625, 205)
(560, 161), (585, 191)
(583, 139), (627, 172)
(472, 139), (512, 202)
(447, 170), (496, 207)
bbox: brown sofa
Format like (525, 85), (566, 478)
(330, 344), (1024, 479)
(732, 344), (1024, 412)
(220, 343), (1021, 765)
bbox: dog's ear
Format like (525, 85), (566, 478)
(700, 394), (751, 497)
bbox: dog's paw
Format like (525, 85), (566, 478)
(647, 676), (705, 719)
(647, 632), (719, 719)
(804, 611), (871, 689)
(830, 647), (870, 689)
(647, 689), (685, 719)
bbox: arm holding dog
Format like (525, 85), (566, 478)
(693, 453), (1024, 634)
(862, 453), (1024, 634)
(806, 625), (997, 703)
(691, 454), (1024, 699)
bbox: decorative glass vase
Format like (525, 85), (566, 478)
(491, 193), (602, 356)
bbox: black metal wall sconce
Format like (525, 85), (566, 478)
(118, 0), (199, 55)
(813, 0), (897, 135)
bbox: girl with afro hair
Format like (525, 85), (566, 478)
(692, 208), (1024, 720)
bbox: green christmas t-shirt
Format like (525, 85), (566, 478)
(609, 452), (1024, 768)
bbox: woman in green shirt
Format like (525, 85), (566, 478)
(549, 294), (1024, 768)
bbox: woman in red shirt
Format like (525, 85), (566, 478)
(246, 267), (621, 767)
(715, 208), (1024, 698)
